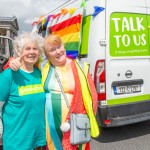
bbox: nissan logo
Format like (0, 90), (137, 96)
(125, 70), (133, 78)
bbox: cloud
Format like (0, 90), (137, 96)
(0, 0), (69, 32)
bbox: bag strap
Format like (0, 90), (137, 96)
(54, 67), (72, 113)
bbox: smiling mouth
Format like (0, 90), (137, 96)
(28, 58), (35, 60)
(56, 54), (64, 59)
(28, 56), (37, 59)
(56, 55), (61, 59)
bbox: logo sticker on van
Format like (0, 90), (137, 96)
(110, 13), (149, 56)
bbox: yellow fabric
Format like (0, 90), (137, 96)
(41, 62), (50, 85)
(75, 61), (99, 138)
(41, 61), (99, 138)
(46, 117), (56, 149)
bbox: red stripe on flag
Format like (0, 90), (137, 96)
(51, 14), (81, 32)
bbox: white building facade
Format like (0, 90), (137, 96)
(0, 16), (19, 39)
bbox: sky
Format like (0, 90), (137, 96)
(0, 0), (69, 33)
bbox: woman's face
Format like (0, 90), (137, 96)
(45, 43), (67, 66)
(21, 42), (39, 66)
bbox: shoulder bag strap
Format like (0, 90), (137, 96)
(54, 67), (72, 113)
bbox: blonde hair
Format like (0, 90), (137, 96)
(44, 34), (63, 50)
(13, 32), (44, 57)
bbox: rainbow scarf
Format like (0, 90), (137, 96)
(50, 14), (82, 58)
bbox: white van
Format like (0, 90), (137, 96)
(32, 0), (150, 127)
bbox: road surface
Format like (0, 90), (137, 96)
(91, 120), (150, 150)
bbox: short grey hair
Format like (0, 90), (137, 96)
(13, 32), (44, 57)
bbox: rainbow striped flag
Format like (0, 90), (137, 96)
(50, 14), (82, 58)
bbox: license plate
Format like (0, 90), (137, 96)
(114, 85), (141, 95)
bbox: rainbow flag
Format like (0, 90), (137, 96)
(49, 14), (82, 58)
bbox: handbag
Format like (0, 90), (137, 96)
(70, 113), (91, 145)
(54, 67), (91, 145)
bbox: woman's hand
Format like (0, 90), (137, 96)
(10, 54), (25, 71)
(9, 57), (21, 71)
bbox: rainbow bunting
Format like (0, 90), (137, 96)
(52, 13), (61, 19)
(69, 8), (77, 15)
(49, 14), (82, 58)
(32, 21), (38, 26)
(61, 8), (69, 15)
(92, 6), (105, 17)
(47, 15), (53, 21)
(80, 0), (86, 8)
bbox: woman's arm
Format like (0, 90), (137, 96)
(3, 56), (22, 71)
(3, 57), (15, 70)
(3, 53), (48, 71)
